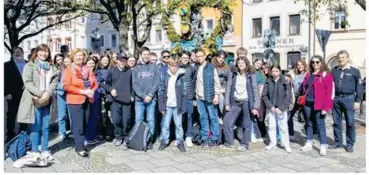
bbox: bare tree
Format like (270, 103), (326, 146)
(4, 0), (84, 52)
(81, 0), (162, 57)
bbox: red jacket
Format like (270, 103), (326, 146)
(302, 71), (333, 111)
(63, 67), (98, 104)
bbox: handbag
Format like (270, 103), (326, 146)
(297, 75), (316, 106)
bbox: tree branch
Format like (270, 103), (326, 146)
(4, 42), (11, 53)
(355, 0), (366, 10)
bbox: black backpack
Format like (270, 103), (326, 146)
(126, 121), (152, 152)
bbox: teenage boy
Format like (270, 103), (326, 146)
(158, 56), (187, 152)
(132, 47), (160, 149)
(195, 48), (222, 148)
(103, 53), (133, 148)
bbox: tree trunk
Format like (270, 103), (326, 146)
(355, 0), (366, 10)
(8, 30), (20, 52)
(118, 23), (130, 55)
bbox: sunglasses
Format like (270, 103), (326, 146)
(163, 55), (170, 58)
(311, 61), (321, 64)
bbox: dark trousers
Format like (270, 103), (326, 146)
(185, 100), (194, 138)
(303, 103), (327, 144)
(223, 101), (251, 146)
(111, 101), (131, 140)
(6, 101), (28, 142)
(332, 94), (356, 146)
(288, 98), (305, 136)
(68, 100), (90, 152)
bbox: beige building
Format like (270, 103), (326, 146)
(313, 1), (366, 75)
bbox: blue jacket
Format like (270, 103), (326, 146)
(158, 69), (187, 114)
(196, 63), (216, 103)
(225, 71), (261, 111)
(132, 62), (160, 102)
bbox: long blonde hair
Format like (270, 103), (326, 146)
(69, 48), (87, 63)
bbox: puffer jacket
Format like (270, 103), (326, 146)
(179, 63), (196, 100)
(262, 75), (291, 112)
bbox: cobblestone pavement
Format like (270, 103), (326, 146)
(4, 116), (366, 173)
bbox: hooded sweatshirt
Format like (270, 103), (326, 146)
(132, 60), (160, 102)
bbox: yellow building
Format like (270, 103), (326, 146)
(201, 1), (242, 62)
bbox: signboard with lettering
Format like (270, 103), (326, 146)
(248, 37), (304, 50)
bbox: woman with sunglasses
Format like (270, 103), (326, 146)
(300, 55), (333, 156)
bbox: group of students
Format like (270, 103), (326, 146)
(5, 44), (363, 161)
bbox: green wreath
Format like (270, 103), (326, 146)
(161, 0), (235, 56)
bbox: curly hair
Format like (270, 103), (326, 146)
(235, 56), (254, 74)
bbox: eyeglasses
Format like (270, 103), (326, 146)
(163, 56), (170, 58)
(311, 61), (321, 65)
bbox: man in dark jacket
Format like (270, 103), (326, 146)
(157, 57), (187, 152)
(4, 46), (28, 142)
(103, 53), (133, 148)
(179, 51), (197, 147)
(132, 47), (160, 149)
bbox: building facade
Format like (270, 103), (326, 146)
(242, 0), (309, 70)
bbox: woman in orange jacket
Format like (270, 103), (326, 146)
(63, 48), (98, 157)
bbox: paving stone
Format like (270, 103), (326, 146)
(150, 166), (184, 173)
(199, 167), (228, 173)
(171, 155), (197, 163)
(214, 156), (242, 166)
(266, 166), (298, 173)
(223, 165), (253, 173)
(282, 162), (317, 172)
(4, 166), (23, 173)
(125, 160), (157, 170)
(106, 150), (133, 157)
(304, 166), (337, 172)
(105, 157), (133, 165)
(52, 163), (84, 172)
(128, 154), (155, 162)
(325, 163), (357, 173)
(148, 158), (178, 167)
(189, 152), (217, 161)
(21, 167), (56, 173)
(129, 169), (154, 173)
(254, 158), (284, 167)
(195, 159), (225, 169)
(231, 154), (257, 162)
(175, 162), (204, 172)
(148, 151), (175, 159)
(239, 161), (270, 170)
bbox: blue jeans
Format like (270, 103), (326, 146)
(303, 103), (327, 144)
(135, 100), (156, 138)
(186, 100), (194, 138)
(57, 94), (68, 137)
(85, 93), (101, 141)
(197, 99), (219, 142)
(332, 94), (356, 146)
(30, 105), (51, 152)
(160, 106), (184, 144)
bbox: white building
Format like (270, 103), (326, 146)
(242, 0), (309, 70)
(242, 0), (366, 73)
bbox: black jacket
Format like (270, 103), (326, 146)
(179, 63), (197, 100)
(103, 67), (133, 104)
(262, 76), (291, 112)
(4, 59), (27, 105)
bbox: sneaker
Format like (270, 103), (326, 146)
(185, 137), (193, 147)
(251, 133), (257, 143)
(58, 135), (66, 141)
(265, 144), (276, 151)
(285, 146), (292, 153)
(301, 142), (313, 152)
(173, 141), (178, 146)
(41, 151), (54, 161)
(158, 142), (168, 151)
(147, 142), (154, 150)
(320, 145), (327, 156)
(219, 143), (235, 149)
(256, 138), (264, 143)
(345, 145), (354, 153)
(98, 135), (104, 140)
(105, 135), (112, 141)
(328, 144), (344, 150)
(122, 141), (128, 151)
(177, 142), (186, 152)
(209, 140), (217, 148)
(237, 144), (248, 152)
(201, 142), (209, 148)
(115, 139), (123, 146)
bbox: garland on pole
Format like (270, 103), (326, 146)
(161, 0), (235, 56)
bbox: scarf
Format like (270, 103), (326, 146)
(35, 59), (52, 91)
(35, 58), (50, 71)
(71, 63), (91, 88)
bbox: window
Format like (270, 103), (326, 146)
(47, 18), (54, 26)
(252, 53), (264, 62)
(56, 17), (62, 29)
(334, 11), (346, 29)
(27, 41), (31, 50)
(289, 15), (301, 35)
(270, 16), (280, 36)
(34, 40), (38, 47)
(205, 19), (214, 35)
(156, 29), (162, 42)
(80, 17), (85, 23)
(65, 38), (72, 50)
(65, 15), (72, 28)
(253, 18), (262, 37)
(111, 34), (117, 48)
(100, 35), (105, 47)
(146, 32), (151, 43)
(274, 52), (280, 65)
(287, 52), (301, 69)
(56, 38), (62, 52)
(47, 39), (53, 52)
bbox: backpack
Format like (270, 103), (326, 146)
(126, 121), (152, 152)
(191, 124), (202, 145)
(4, 131), (31, 161)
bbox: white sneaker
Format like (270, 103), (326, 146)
(58, 135), (66, 141)
(185, 137), (193, 147)
(265, 144), (276, 150)
(285, 146), (292, 153)
(174, 140), (178, 146)
(301, 142), (313, 152)
(256, 138), (264, 143)
(320, 145), (327, 156)
(251, 134), (257, 143)
(41, 151), (54, 161)
(218, 118), (223, 125)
